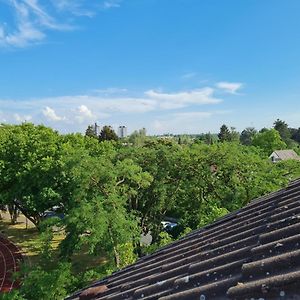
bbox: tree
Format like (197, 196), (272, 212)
(218, 125), (239, 142)
(218, 124), (231, 142)
(240, 127), (257, 145)
(273, 119), (292, 146)
(85, 124), (98, 139)
(229, 127), (240, 142)
(0, 124), (71, 227)
(99, 126), (118, 142)
(252, 128), (287, 155)
(59, 151), (152, 267)
(197, 133), (218, 145)
(128, 128), (147, 147)
(290, 127), (300, 143)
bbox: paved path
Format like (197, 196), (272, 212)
(0, 236), (23, 292)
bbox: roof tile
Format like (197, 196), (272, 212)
(67, 179), (300, 300)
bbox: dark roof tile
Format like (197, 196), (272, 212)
(67, 179), (300, 300)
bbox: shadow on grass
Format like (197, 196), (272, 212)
(1, 215), (108, 274)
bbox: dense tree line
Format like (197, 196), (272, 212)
(219, 119), (300, 155)
(0, 122), (300, 299)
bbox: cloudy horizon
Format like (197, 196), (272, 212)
(1, 0), (299, 134)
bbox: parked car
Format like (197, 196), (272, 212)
(161, 220), (178, 232)
(42, 207), (64, 220)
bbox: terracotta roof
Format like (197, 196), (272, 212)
(67, 179), (300, 300)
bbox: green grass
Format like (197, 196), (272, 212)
(0, 212), (106, 273)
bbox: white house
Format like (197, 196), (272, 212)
(269, 149), (300, 162)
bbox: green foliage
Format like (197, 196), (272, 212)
(142, 231), (174, 255)
(128, 128), (148, 146)
(197, 132), (218, 145)
(85, 124), (98, 139)
(218, 124), (231, 142)
(0, 291), (25, 300)
(16, 263), (75, 300)
(218, 125), (239, 142)
(273, 119), (292, 145)
(252, 128), (287, 155)
(0, 123), (299, 298)
(290, 127), (300, 143)
(99, 125), (118, 142)
(240, 127), (257, 145)
(117, 242), (138, 268)
(0, 123), (83, 227)
(59, 151), (151, 269)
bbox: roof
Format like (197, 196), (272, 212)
(270, 150), (300, 161)
(67, 179), (300, 300)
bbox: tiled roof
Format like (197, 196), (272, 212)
(271, 150), (300, 161)
(67, 179), (300, 300)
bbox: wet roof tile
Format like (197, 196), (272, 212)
(67, 179), (300, 300)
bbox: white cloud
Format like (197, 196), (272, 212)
(14, 113), (32, 122)
(153, 112), (212, 134)
(145, 87), (222, 107)
(0, 83), (238, 133)
(0, 0), (121, 48)
(75, 104), (95, 123)
(173, 111), (213, 119)
(91, 87), (128, 95)
(78, 104), (93, 118)
(216, 82), (243, 94)
(152, 110), (231, 134)
(0, 87), (223, 121)
(50, 0), (96, 17)
(0, 0), (73, 47)
(42, 106), (64, 121)
(181, 72), (197, 80)
(102, 0), (122, 9)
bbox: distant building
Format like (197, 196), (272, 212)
(269, 149), (300, 162)
(93, 123), (101, 136)
(118, 126), (127, 138)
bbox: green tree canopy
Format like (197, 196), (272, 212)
(99, 126), (118, 142)
(218, 124), (231, 142)
(240, 127), (257, 145)
(252, 128), (287, 155)
(273, 119), (293, 146)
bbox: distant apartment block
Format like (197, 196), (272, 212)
(93, 123), (101, 136)
(118, 126), (127, 138)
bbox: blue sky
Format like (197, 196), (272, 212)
(0, 0), (300, 134)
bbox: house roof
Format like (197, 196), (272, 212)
(67, 179), (300, 300)
(270, 150), (300, 160)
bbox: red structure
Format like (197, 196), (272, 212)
(0, 236), (23, 292)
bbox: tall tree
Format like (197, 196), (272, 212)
(85, 124), (98, 139)
(0, 123), (70, 227)
(59, 153), (152, 266)
(240, 127), (257, 145)
(218, 124), (231, 142)
(229, 127), (240, 142)
(290, 127), (300, 143)
(128, 128), (148, 147)
(218, 125), (239, 142)
(252, 128), (287, 155)
(99, 126), (118, 142)
(273, 119), (291, 145)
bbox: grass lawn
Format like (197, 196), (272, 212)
(0, 212), (107, 273)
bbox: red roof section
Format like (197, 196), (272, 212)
(0, 235), (23, 293)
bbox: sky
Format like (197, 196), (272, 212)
(0, 0), (300, 135)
